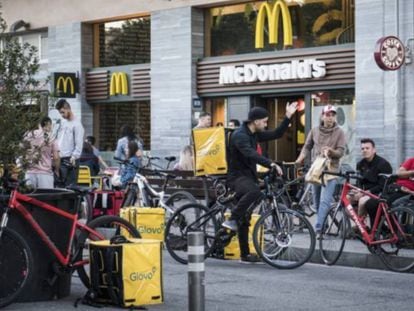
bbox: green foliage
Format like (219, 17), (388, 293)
(0, 12), (45, 174)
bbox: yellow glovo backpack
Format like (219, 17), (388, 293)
(77, 236), (163, 309)
(192, 127), (228, 176)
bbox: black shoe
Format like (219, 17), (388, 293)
(240, 254), (263, 264)
(222, 220), (238, 232)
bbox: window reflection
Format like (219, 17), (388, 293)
(206, 0), (354, 57)
(96, 17), (151, 67)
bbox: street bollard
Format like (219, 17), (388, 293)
(188, 231), (205, 311)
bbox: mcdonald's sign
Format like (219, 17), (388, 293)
(255, 0), (293, 49)
(53, 72), (78, 98)
(110, 72), (129, 96)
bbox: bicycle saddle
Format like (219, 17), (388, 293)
(164, 156), (176, 162)
(67, 185), (91, 194)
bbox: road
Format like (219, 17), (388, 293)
(4, 253), (414, 311)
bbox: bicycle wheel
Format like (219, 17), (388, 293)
(375, 206), (414, 272)
(253, 208), (315, 269)
(319, 205), (347, 265)
(165, 203), (217, 264)
(75, 215), (140, 287)
(0, 228), (34, 308)
(164, 190), (197, 219)
(121, 184), (138, 208)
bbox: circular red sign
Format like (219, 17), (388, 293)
(374, 36), (406, 71)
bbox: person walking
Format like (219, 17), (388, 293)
(222, 103), (298, 263)
(24, 116), (60, 188)
(295, 105), (346, 234)
(55, 99), (85, 187)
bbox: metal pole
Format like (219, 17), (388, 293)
(188, 231), (205, 311)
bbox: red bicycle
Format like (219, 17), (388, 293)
(0, 176), (140, 308)
(319, 170), (414, 272)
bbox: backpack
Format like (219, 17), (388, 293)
(75, 236), (163, 309)
(192, 127), (233, 176)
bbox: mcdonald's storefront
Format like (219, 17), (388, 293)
(197, 0), (355, 164)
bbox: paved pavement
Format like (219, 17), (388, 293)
(4, 253), (414, 311)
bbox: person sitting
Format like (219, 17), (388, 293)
(174, 145), (194, 171)
(351, 138), (392, 228)
(120, 141), (141, 188)
(79, 142), (100, 176)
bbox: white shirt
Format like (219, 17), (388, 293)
(56, 117), (84, 159)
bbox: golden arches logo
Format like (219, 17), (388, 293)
(56, 76), (75, 95)
(110, 72), (128, 96)
(255, 0), (293, 49)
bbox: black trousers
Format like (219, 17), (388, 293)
(60, 157), (80, 187)
(365, 191), (407, 225)
(229, 176), (263, 257)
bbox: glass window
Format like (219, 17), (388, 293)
(206, 0), (355, 57)
(96, 101), (151, 152)
(96, 16), (151, 67)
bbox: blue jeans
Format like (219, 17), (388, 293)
(312, 178), (338, 232)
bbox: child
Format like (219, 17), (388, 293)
(120, 141), (141, 188)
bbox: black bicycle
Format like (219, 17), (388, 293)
(165, 169), (316, 269)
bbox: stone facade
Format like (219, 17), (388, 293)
(355, 0), (414, 169)
(150, 7), (204, 157)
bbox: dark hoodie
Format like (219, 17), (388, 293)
(228, 116), (291, 181)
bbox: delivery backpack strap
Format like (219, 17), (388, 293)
(75, 236), (147, 310)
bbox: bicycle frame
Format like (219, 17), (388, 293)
(131, 172), (175, 214)
(1, 190), (105, 268)
(337, 181), (403, 245)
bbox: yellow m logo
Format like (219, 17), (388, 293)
(110, 72), (128, 96)
(56, 76), (75, 95)
(255, 0), (293, 49)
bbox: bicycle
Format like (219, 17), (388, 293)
(165, 169), (316, 269)
(114, 158), (197, 218)
(0, 174), (140, 308)
(274, 162), (316, 217)
(54, 158), (94, 223)
(141, 155), (176, 170)
(319, 170), (414, 272)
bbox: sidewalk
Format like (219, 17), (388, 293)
(306, 214), (414, 272)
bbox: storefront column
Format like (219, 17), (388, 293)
(48, 22), (93, 135)
(151, 7), (204, 157)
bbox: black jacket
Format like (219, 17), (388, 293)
(357, 154), (392, 194)
(228, 116), (291, 181)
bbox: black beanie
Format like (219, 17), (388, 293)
(247, 107), (269, 121)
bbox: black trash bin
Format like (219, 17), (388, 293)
(0, 188), (80, 302)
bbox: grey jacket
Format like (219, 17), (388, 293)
(299, 123), (346, 170)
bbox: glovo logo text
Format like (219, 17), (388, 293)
(56, 76), (75, 95)
(255, 0), (293, 49)
(110, 72), (128, 96)
(198, 144), (221, 157)
(138, 224), (165, 235)
(130, 267), (157, 281)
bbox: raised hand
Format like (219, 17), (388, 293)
(286, 101), (298, 118)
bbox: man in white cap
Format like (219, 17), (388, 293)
(296, 104), (346, 235)
(222, 103), (298, 263)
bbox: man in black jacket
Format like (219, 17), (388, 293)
(354, 138), (392, 223)
(222, 103), (298, 263)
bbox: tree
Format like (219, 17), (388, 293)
(0, 11), (45, 178)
